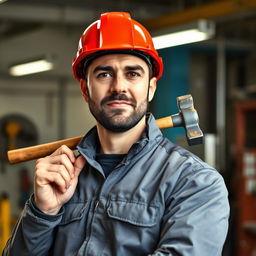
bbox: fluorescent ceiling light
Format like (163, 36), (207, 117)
(0, 0), (8, 3)
(9, 59), (54, 76)
(153, 20), (215, 49)
(153, 29), (210, 49)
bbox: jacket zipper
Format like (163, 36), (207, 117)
(94, 200), (99, 211)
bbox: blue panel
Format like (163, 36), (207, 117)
(150, 45), (190, 143)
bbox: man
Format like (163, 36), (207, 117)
(3, 12), (229, 256)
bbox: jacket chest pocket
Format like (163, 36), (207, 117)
(107, 200), (159, 227)
(60, 202), (89, 225)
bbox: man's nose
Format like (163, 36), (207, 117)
(110, 75), (127, 93)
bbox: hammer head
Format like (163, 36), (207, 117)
(176, 95), (203, 146)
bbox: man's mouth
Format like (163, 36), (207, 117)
(101, 93), (136, 109)
(107, 100), (134, 108)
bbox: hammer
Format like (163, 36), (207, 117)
(7, 94), (203, 164)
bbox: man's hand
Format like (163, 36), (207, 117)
(34, 145), (86, 215)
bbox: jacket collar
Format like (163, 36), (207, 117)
(77, 113), (162, 166)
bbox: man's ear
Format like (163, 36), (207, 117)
(80, 79), (89, 102)
(148, 77), (157, 102)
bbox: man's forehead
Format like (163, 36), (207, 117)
(88, 53), (149, 69)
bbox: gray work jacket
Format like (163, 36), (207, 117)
(3, 114), (229, 256)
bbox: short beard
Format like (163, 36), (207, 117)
(88, 92), (149, 133)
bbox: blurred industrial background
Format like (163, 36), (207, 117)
(0, 0), (256, 255)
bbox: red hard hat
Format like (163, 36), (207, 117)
(72, 12), (163, 82)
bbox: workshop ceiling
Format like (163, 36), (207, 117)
(0, 0), (255, 80)
(1, 0), (256, 42)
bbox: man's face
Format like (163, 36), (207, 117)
(80, 54), (156, 132)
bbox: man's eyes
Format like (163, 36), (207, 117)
(96, 72), (112, 78)
(96, 71), (142, 79)
(127, 71), (141, 77)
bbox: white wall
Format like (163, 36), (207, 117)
(0, 26), (95, 216)
(0, 26), (83, 76)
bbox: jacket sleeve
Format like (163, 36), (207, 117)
(3, 196), (63, 256)
(150, 168), (230, 256)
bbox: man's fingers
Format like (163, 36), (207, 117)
(36, 170), (67, 193)
(36, 160), (72, 190)
(50, 145), (76, 163)
(48, 154), (75, 179)
(47, 164), (72, 189)
(35, 147), (85, 193)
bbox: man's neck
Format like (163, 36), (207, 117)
(96, 116), (147, 154)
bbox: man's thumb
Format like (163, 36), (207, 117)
(74, 155), (86, 176)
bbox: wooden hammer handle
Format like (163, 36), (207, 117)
(156, 116), (174, 129)
(7, 116), (174, 164)
(7, 136), (83, 164)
